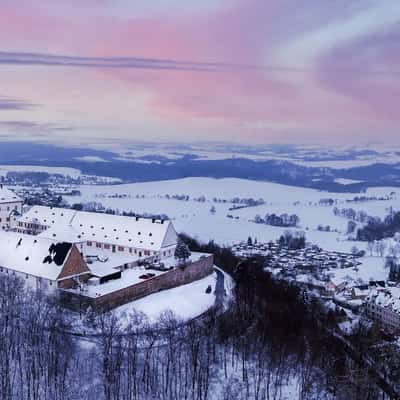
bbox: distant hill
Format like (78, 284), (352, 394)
(0, 141), (399, 191)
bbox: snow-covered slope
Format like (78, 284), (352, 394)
(64, 178), (399, 254)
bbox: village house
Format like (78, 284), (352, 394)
(365, 287), (400, 333)
(0, 185), (23, 230)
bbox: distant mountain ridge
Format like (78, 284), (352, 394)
(0, 141), (399, 191)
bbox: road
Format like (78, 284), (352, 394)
(214, 267), (226, 309)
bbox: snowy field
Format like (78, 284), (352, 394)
(62, 177), (400, 284)
(64, 177), (399, 249)
(0, 164), (121, 183)
(114, 272), (217, 323)
(0, 164), (82, 178)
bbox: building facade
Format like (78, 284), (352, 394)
(365, 288), (400, 333)
(0, 185), (23, 230)
(6, 205), (214, 311)
(0, 231), (90, 291)
(16, 205), (178, 261)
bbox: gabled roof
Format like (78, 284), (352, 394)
(0, 231), (73, 280)
(20, 205), (177, 251)
(0, 186), (22, 203)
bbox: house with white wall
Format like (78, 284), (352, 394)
(0, 185), (23, 230)
(16, 205), (178, 261)
(365, 287), (400, 333)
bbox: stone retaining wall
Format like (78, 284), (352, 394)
(60, 254), (214, 312)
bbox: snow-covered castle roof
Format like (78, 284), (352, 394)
(19, 205), (178, 251)
(0, 230), (75, 280)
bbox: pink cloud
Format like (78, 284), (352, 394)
(1, 0), (399, 144)
(316, 30), (400, 124)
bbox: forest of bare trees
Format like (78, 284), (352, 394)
(0, 238), (392, 400)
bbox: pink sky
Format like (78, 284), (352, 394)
(0, 0), (399, 146)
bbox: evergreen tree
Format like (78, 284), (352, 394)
(174, 240), (191, 264)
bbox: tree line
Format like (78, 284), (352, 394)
(0, 235), (389, 400)
(356, 210), (400, 241)
(254, 213), (300, 228)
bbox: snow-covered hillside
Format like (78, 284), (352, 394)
(0, 165), (82, 178)
(64, 178), (399, 253)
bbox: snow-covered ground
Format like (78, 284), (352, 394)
(330, 256), (388, 284)
(0, 164), (82, 178)
(0, 164), (122, 183)
(61, 177), (400, 284)
(334, 178), (364, 185)
(114, 272), (217, 323)
(64, 177), (399, 251)
(291, 156), (400, 169)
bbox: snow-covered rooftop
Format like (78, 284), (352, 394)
(83, 267), (167, 297)
(368, 287), (400, 314)
(20, 205), (178, 251)
(0, 231), (73, 280)
(0, 185), (22, 203)
(69, 252), (210, 297)
(85, 250), (139, 278)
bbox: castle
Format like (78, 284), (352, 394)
(0, 192), (213, 311)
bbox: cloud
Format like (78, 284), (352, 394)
(0, 50), (257, 72)
(0, 96), (37, 111)
(277, 1), (400, 67)
(0, 50), (397, 78)
(0, 120), (75, 133)
(1, 0), (399, 145)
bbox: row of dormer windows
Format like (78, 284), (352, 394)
(85, 241), (157, 257)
